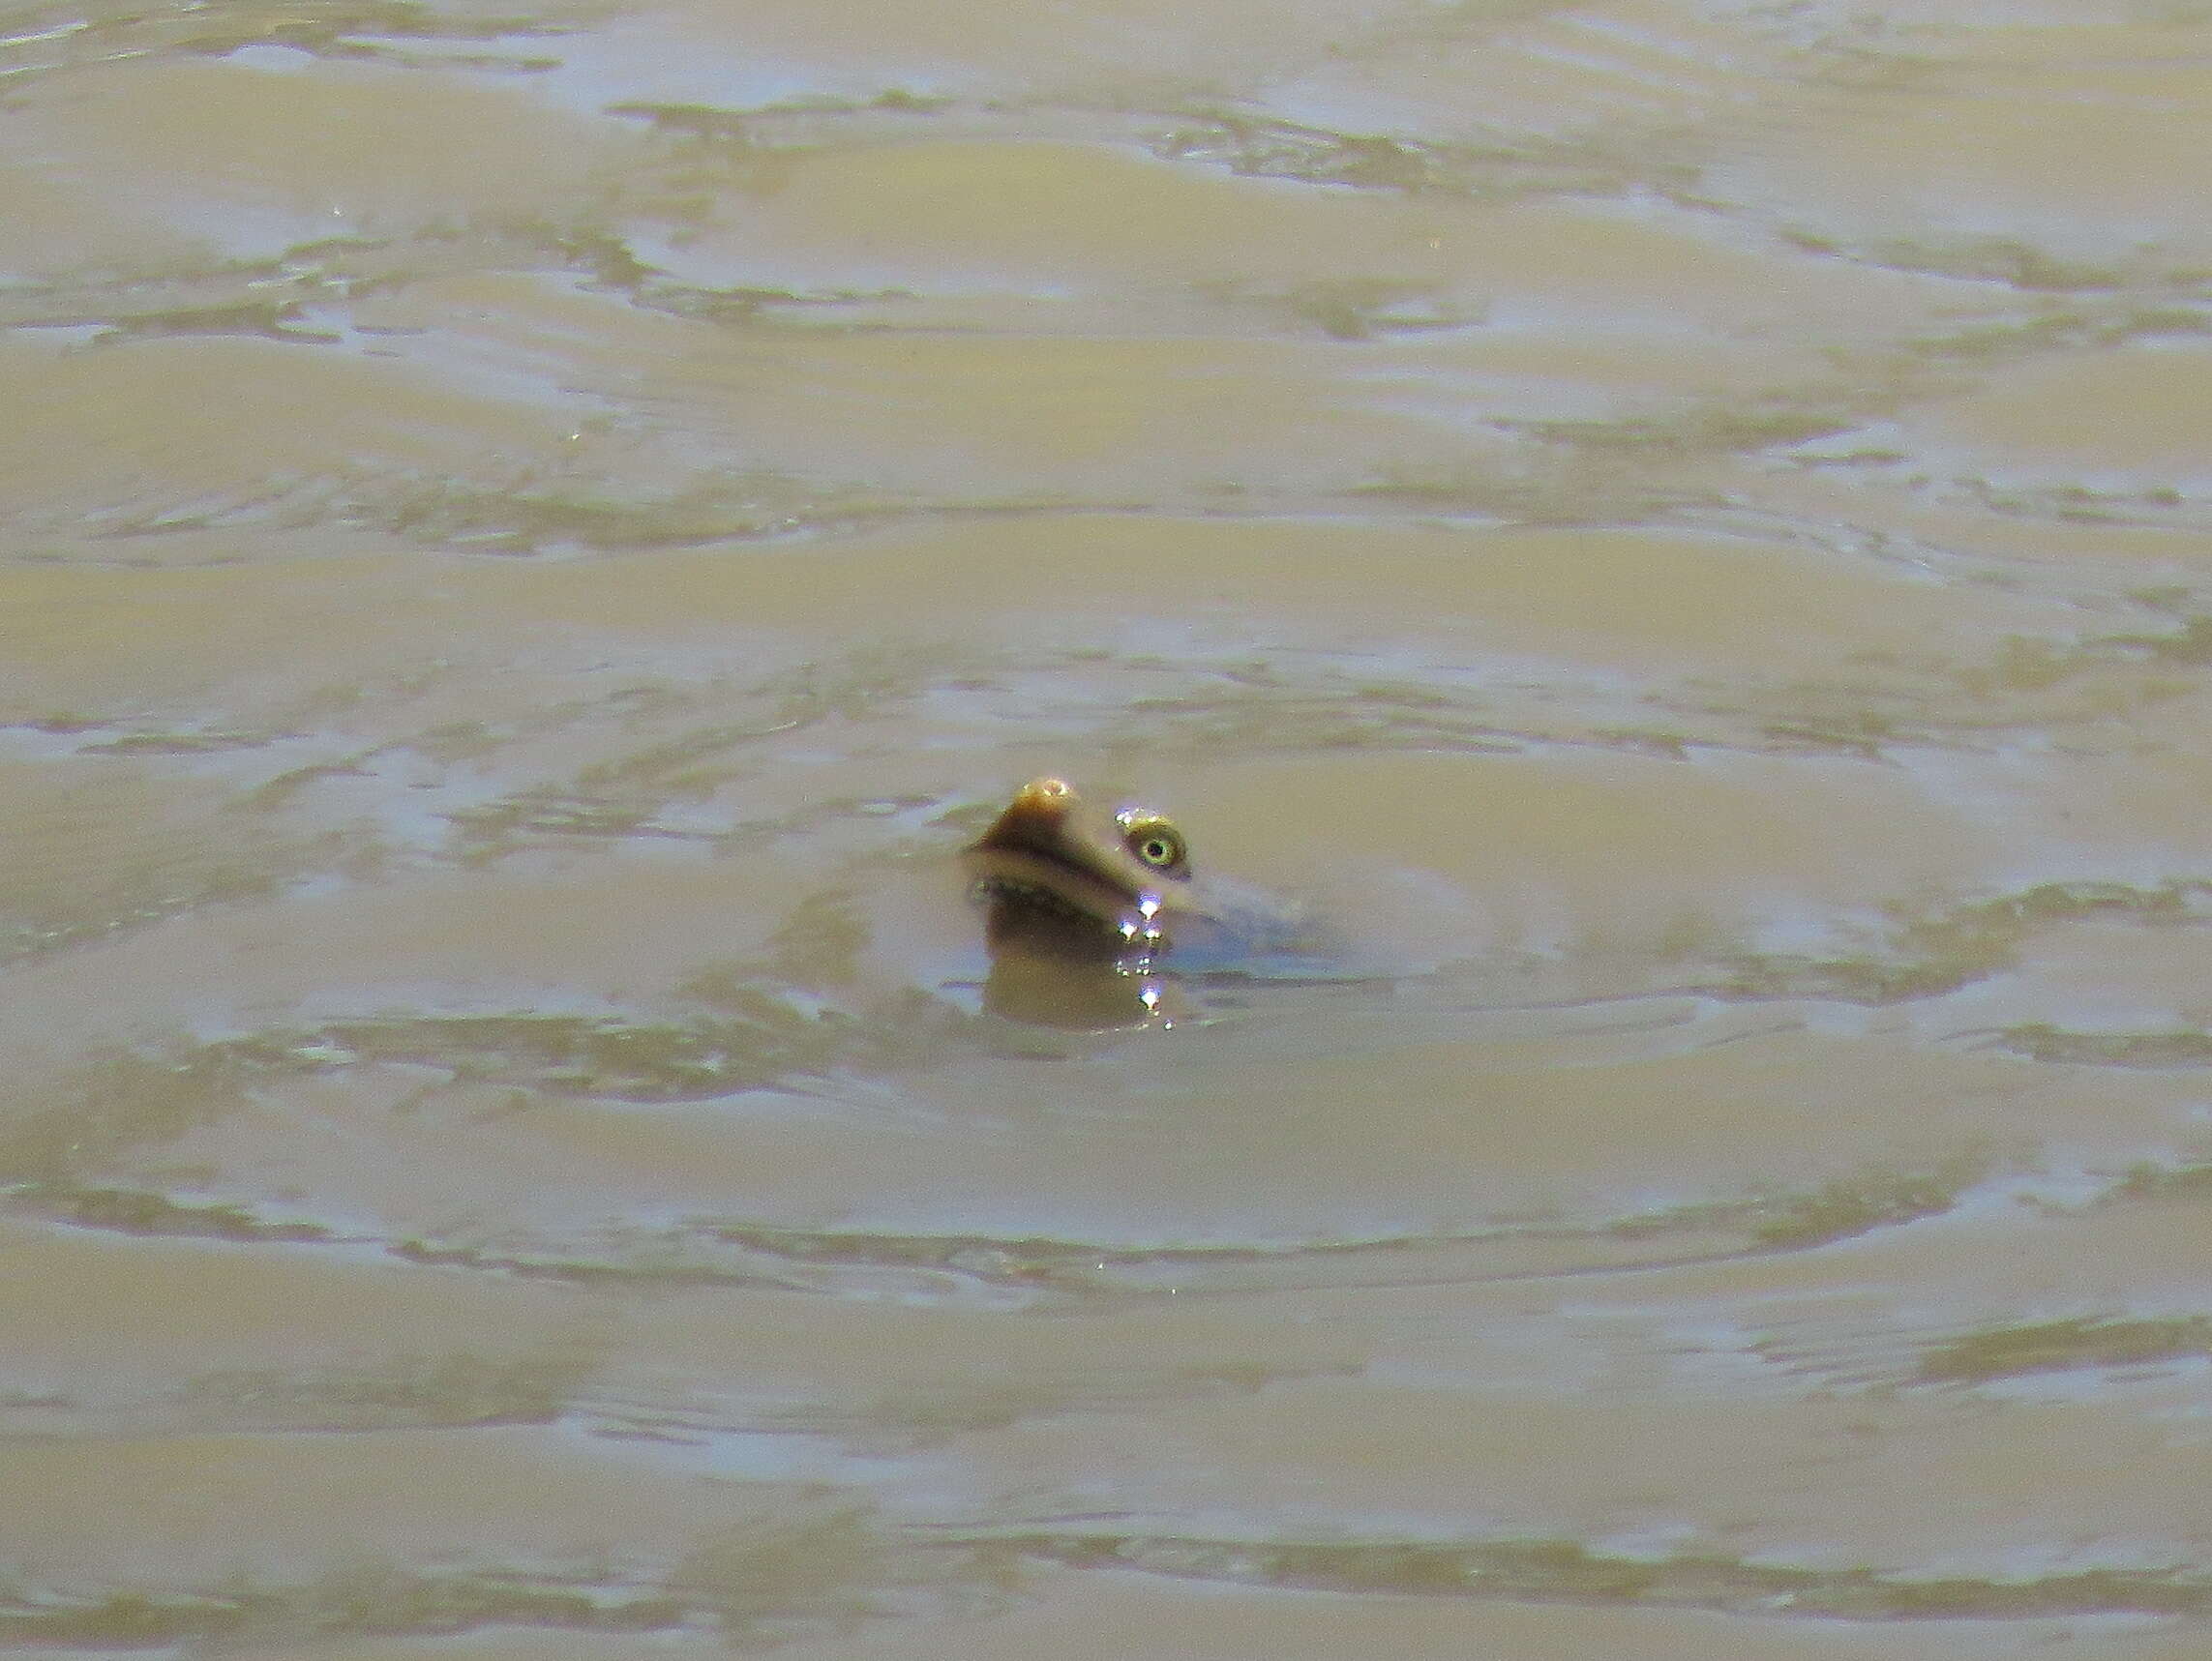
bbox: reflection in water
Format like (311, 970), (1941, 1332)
(978, 894), (1171, 1030)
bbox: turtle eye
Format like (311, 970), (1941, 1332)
(1119, 815), (1188, 875)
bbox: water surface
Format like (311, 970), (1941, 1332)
(6, 1), (2212, 1655)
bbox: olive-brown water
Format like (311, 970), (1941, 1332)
(7, 2), (2212, 1655)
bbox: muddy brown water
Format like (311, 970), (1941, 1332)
(7, 2), (2212, 1656)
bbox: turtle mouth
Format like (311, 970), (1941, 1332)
(971, 870), (1166, 942)
(966, 852), (1163, 936)
(971, 870), (1107, 921)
